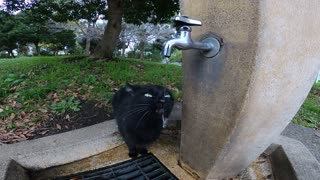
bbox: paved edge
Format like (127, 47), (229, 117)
(0, 120), (123, 180)
(268, 136), (320, 180)
(281, 122), (320, 162)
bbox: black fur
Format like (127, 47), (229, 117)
(112, 84), (174, 157)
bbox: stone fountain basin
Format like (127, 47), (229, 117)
(1, 118), (319, 180)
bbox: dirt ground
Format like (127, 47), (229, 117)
(0, 101), (113, 144)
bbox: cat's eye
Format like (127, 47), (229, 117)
(164, 94), (171, 98)
(144, 93), (153, 98)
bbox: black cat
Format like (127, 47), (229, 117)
(112, 84), (174, 157)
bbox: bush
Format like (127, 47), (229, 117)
(170, 50), (182, 63)
(0, 51), (10, 58)
(127, 51), (140, 59)
(144, 49), (162, 62)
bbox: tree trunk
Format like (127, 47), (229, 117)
(139, 41), (145, 59)
(91, 0), (124, 60)
(8, 49), (15, 58)
(34, 43), (40, 56)
(85, 36), (91, 55)
(121, 23), (126, 56)
(121, 42), (126, 56)
(85, 23), (92, 55)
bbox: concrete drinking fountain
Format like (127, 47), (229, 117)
(1, 1), (320, 180)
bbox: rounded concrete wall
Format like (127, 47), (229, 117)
(179, 0), (320, 179)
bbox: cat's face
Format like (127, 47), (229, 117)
(121, 84), (174, 127)
(113, 84), (175, 154)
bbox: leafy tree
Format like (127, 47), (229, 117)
(0, 8), (76, 57)
(46, 0), (106, 55)
(0, 11), (18, 57)
(92, 0), (179, 60)
(42, 30), (76, 55)
(3, 0), (180, 60)
(0, 9), (52, 57)
(14, 11), (49, 55)
(4, 0), (107, 55)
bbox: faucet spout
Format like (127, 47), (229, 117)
(163, 38), (186, 58)
(162, 26), (221, 58)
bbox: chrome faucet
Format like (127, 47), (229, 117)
(163, 16), (221, 58)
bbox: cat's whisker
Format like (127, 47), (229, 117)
(118, 108), (148, 126)
(114, 104), (150, 114)
(124, 104), (150, 108)
(135, 110), (151, 129)
(119, 107), (149, 119)
(124, 106), (149, 114)
(114, 105), (148, 114)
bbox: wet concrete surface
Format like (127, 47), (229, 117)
(31, 130), (194, 180)
(31, 129), (274, 180)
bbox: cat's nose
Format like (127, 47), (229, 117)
(156, 102), (164, 114)
(159, 99), (165, 103)
(156, 102), (163, 108)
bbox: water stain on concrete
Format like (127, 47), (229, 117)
(31, 131), (195, 180)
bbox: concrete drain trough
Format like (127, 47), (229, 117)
(1, 119), (320, 180)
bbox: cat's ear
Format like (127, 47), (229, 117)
(125, 83), (134, 93)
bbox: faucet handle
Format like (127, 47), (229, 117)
(173, 16), (202, 27)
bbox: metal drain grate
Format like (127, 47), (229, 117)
(54, 153), (178, 180)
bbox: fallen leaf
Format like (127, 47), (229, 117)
(27, 122), (35, 126)
(19, 134), (26, 138)
(53, 93), (58, 98)
(56, 124), (62, 130)
(8, 113), (15, 120)
(47, 92), (54, 99)
(23, 119), (31, 123)
(80, 95), (88, 101)
(14, 103), (22, 109)
(40, 130), (49, 135)
(20, 111), (26, 117)
(10, 86), (17, 91)
(26, 133), (34, 137)
(39, 108), (48, 113)
(14, 121), (25, 127)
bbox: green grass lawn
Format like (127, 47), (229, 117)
(293, 83), (320, 129)
(0, 56), (182, 130)
(0, 56), (319, 132)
